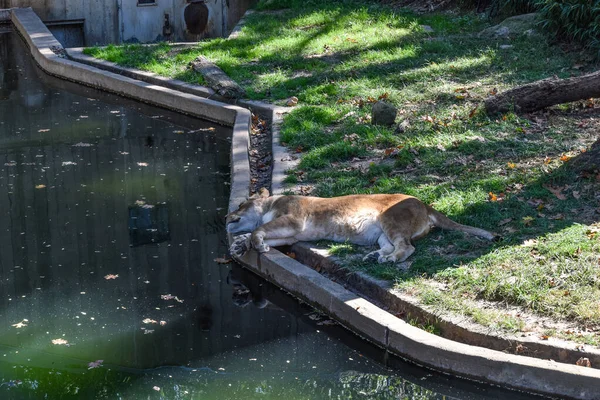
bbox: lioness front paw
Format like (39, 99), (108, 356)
(230, 233), (251, 258)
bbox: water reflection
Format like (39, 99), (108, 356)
(0, 30), (545, 399)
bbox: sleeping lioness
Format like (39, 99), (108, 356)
(227, 188), (496, 264)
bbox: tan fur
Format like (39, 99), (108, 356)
(227, 189), (495, 264)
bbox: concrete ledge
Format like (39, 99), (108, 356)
(233, 247), (600, 399)
(65, 47), (291, 119)
(0, 8), (11, 22)
(290, 242), (600, 369)
(11, 8), (242, 127)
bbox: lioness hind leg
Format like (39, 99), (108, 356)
(363, 234), (394, 263)
(379, 239), (415, 263)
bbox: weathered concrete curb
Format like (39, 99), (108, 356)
(11, 8), (244, 126)
(0, 8), (11, 21)
(290, 242), (600, 368)
(9, 8), (600, 398)
(234, 249), (600, 399)
(227, 9), (254, 40)
(65, 48), (291, 118)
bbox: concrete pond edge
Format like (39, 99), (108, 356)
(7, 7), (600, 399)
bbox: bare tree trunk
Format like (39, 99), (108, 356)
(189, 56), (245, 99)
(485, 70), (600, 114)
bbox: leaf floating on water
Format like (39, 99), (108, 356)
(88, 360), (103, 369)
(73, 142), (93, 147)
(173, 130), (184, 134)
(62, 161), (77, 166)
(51, 338), (69, 345)
(4, 162), (16, 167)
(161, 294), (184, 303)
(35, 185), (46, 189)
(104, 274), (119, 280)
(214, 257), (232, 264)
(153, 386), (160, 391)
(137, 162), (149, 167)
(142, 318), (158, 324)
(11, 319), (28, 328)
(38, 129), (50, 133)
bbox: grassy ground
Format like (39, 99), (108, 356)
(86, 0), (600, 343)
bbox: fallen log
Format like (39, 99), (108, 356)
(189, 56), (245, 99)
(484, 69), (600, 114)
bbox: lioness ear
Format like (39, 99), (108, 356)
(258, 188), (270, 198)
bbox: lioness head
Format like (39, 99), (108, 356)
(226, 188), (269, 234)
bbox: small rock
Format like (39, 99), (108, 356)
(372, 101), (397, 126)
(478, 13), (540, 38)
(421, 25), (434, 33)
(493, 26), (510, 38)
(286, 96), (299, 107)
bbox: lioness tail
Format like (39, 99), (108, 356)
(428, 208), (495, 241)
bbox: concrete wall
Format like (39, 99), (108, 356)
(1, 0), (119, 44)
(1, 0), (256, 45)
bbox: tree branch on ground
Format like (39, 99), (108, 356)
(484, 70), (600, 114)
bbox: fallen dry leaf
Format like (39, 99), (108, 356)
(498, 218), (512, 226)
(543, 184), (566, 200)
(576, 357), (592, 367)
(522, 216), (535, 226)
(35, 184), (46, 189)
(468, 106), (478, 119)
(104, 274), (119, 280)
(572, 191), (580, 199)
(522, 239), (538, 247)
(51, 338), (69, 345)
(161, 294), (184, 303)
(286, 96), (299, 107)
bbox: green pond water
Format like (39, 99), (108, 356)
(0, 29), (546, 399)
